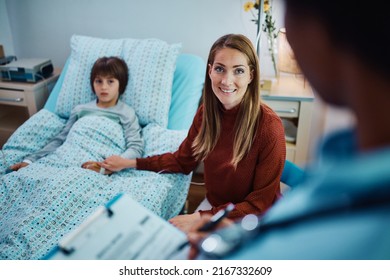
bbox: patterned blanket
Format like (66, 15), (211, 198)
(0, 110), (190, 259)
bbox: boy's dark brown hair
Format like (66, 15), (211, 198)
(90, 56), (129, 95)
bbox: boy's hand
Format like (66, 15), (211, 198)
(10, 162), (29, 171)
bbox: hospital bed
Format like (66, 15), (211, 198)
(0, 35), (205, 259)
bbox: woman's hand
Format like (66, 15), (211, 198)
(169, 212), (202, 233)
(99, 155), (136, 172)
(10, 162), (29, 171)
(81, 161), (112, 175)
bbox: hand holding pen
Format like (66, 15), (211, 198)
(185, 203), (235, 259)
(197, 203), (235, 232)
(169, 203), (235, 259)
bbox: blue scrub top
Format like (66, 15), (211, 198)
(224, 129), (390, 260)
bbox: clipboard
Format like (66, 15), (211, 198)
(44, 193), (187, 260)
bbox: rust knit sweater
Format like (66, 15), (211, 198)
(137, 103), (286, 219)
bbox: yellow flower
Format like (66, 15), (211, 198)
(264, 1), (270, 12)
(244, 1), (254, 12)
(244, 0), (270, 13)
(243, 0), (278, 76)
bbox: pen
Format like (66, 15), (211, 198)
(170, 203), (235, 257)
(198, 203), (235, 232)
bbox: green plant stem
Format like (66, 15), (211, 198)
(267, 31), (278, 76)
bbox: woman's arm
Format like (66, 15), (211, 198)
(20, 110), (78, 164)
(102, 106), (204, 174)
(137, 106), (204, 174)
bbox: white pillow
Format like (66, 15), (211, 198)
(142, 123), (188, 157)
(55, 35), (181, 128)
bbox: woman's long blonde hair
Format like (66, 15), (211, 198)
(192, 34), (261, 168)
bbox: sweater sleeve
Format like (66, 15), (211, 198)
(136, 107), (203, 174)
(24, 108), (78, 163)
(120, 106), (144, 159)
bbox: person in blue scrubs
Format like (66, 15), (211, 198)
(187, 0), (390, 260)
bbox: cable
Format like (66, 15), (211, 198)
(1, 149), (8, 168)
(190, 181), (205, 186)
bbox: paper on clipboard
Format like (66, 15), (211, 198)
(44, 193), (187, 260)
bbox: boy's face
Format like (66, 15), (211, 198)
(93, 75), (120, 108)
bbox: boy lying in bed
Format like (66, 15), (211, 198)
(9, 56), (143, 174)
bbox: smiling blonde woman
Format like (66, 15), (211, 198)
(99, 34), (286, 233)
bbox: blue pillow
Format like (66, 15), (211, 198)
(168, 54), (205, 130)
(44, 58), (70, 112)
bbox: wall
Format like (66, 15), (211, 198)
(0, 0), (15, 56)
(4, 0), (352, 163)
(5, 0), (285, 75)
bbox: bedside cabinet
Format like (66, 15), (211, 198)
(262, 75), (314, 166)
(0, 68), (61, 147)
